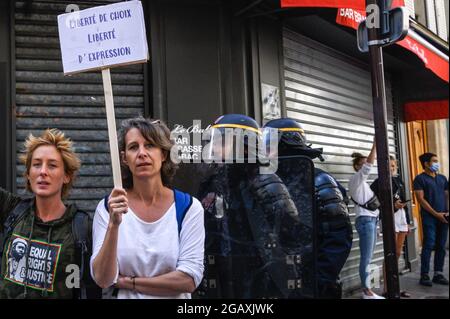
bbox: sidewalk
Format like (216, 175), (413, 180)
(397, 251), (449, 299)
(346, 250), (449, 299)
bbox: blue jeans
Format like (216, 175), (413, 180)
(355, 216), (378, 289)
(420, 212), (449, 275)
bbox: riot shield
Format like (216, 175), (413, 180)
(275, 155), (317, 298)
(173, 159), (316, 299)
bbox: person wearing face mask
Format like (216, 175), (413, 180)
(90, 117), (205, 299)
(348, 140), (385, 299)
(413, 153), (449, 287)
(371, 155), (411, 298)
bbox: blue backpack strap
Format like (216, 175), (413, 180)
(103, 191), (192, 235)
(72, 210), (89, 299)
(174, 189), (193, 235)
(103, 195), (109, 212)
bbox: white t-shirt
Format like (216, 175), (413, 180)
(90, 195), (205, 299)
(348, 163), (380, 219)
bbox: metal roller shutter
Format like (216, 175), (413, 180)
(283, 29), (401, 294)
(435, 0), (448, 40)
(425, 0), (438, 35)
(14, 0), (146, 213)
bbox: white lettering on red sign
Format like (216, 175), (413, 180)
(404, 38), (428, 64)
(339, 8), (365, 23)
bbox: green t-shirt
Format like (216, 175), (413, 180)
(0, 187), (81, 299)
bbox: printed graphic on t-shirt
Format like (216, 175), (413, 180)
(4, 234), (62, 292)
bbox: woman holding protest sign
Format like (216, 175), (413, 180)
(90, 117), (205, 299)
(0, 129), (98, 299)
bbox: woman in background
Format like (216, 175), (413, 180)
(371, 155), (411, 298)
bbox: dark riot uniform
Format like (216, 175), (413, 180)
(314, 168), (353, 298)
(263, 118), (353, 299)
(197, 164), (304, 298)
(196, 114), (304, 299)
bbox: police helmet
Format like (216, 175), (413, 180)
(205, 114), (261, 163)
(263, 118), (324, 160)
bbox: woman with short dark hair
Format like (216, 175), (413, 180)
(90, 117), (205, 299)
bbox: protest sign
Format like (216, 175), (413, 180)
(58, 1), (149, 188)
(58, 0), (148, 75)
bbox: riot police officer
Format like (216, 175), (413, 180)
(196, 114), (306, 299)
(263, 118), (353, 299)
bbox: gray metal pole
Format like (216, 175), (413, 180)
(366, 0), (400, 299)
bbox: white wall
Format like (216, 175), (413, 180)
(425, 0), (438, 34)
(445, 0), (449, 38)
(405, 0), (415, 17)
(434, 0), (448, 40)
(427, 119), (449, 179)
(414, 0), (427, 25)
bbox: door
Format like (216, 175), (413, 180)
(406, 120), (428, 244)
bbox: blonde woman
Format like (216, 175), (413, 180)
(371, 156), (411, 298)
(0, 129), (96, 299)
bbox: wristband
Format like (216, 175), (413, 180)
(131, 276), (136, 290)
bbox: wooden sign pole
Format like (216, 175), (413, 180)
(58, 1), (148, 191)
(102, 68), (123, 189)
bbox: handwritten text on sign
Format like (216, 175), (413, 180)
(57, 1), (148, 75)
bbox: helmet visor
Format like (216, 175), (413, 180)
(203, 126), (260, 163)
(262, 127), (281, 159)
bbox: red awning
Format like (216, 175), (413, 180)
(404, 100), (449, 122)
(281, 0), (368, 10)
(335, 8), (449, 83)
(281, 1), (448, 83)
(397, 31), (449, 83)
(281, 0), (404, 10)
(281, 0), (449, 121)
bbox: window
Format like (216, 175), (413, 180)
(413, 0), (427, 26)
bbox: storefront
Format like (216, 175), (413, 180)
(277, 4), (448, 292)
(282, 27), (399, 291)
